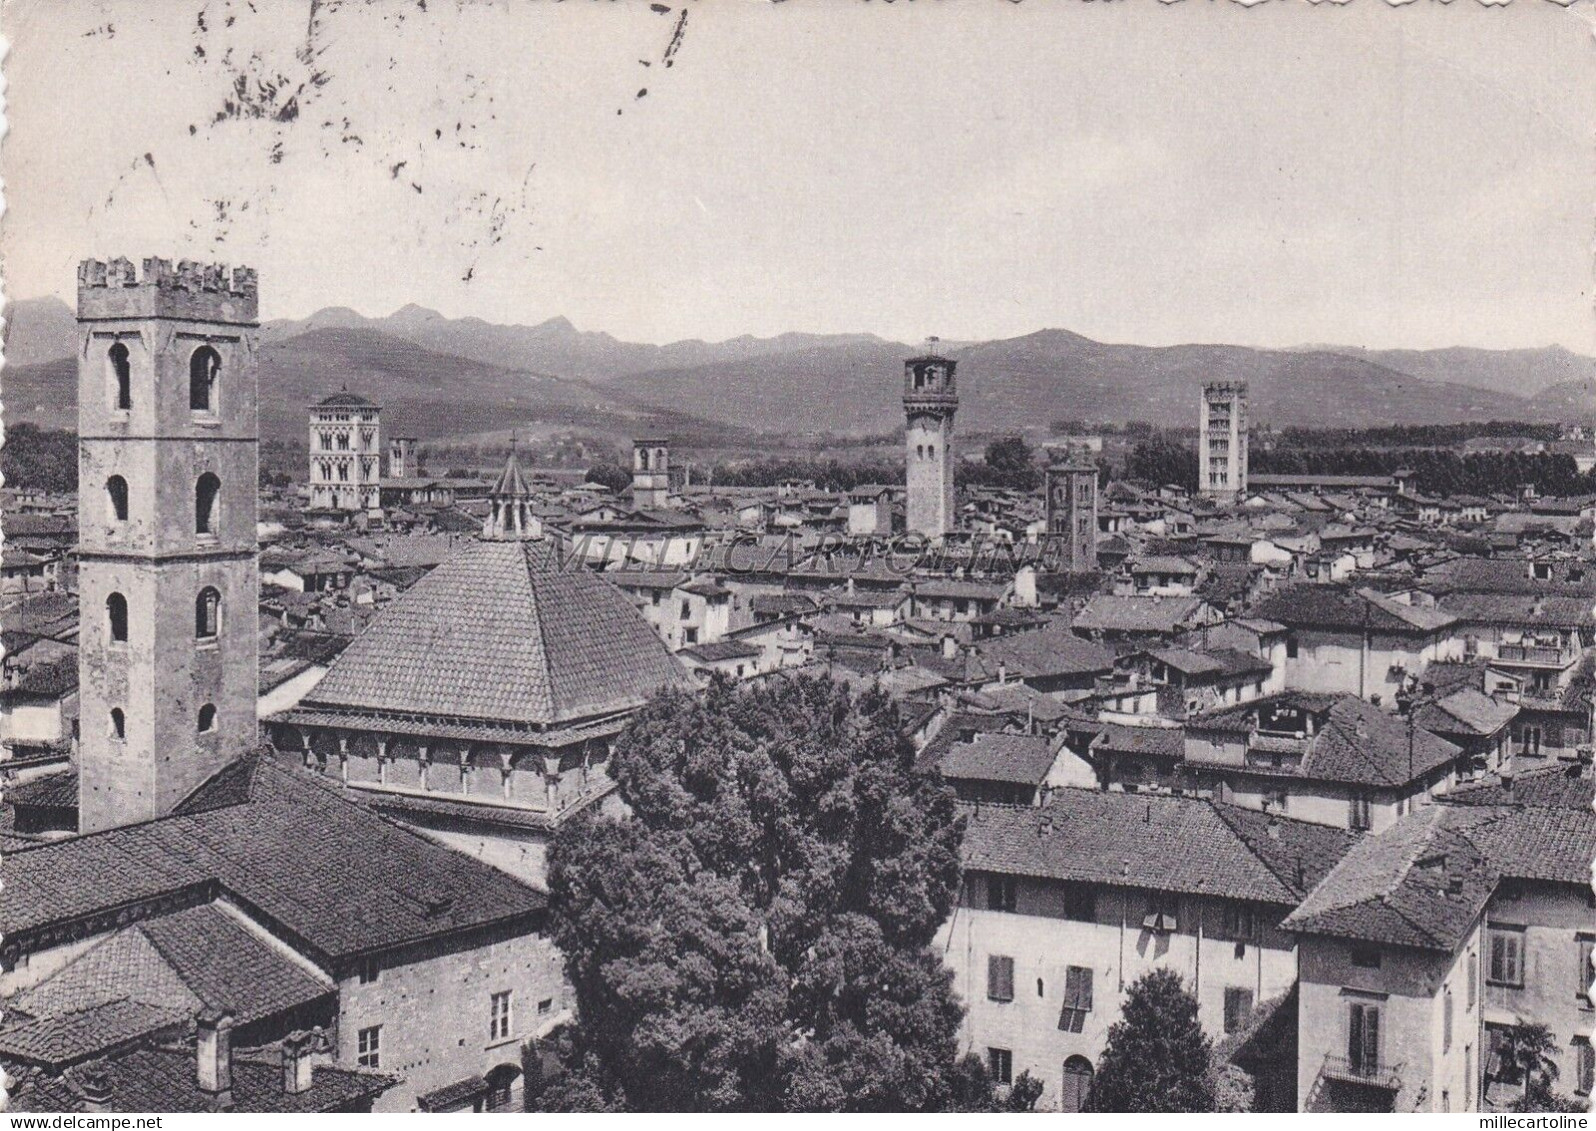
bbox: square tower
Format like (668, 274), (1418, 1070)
(76, 257), (261, 832)
(1045, 455), (1098, 572)
(388, 435), (417, 479)
(904, 349), (958, 539)
(309, 392), (382, 512)
(1199, 381), (1248, 500)
(632, 437), (671, 510)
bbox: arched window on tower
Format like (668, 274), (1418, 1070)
(109, 343), (132, 410)
(110, 708), (126, 740)
(107, 592), (129, 644)
(197, 704), (217, 733)
(196, 587), (221, 641)
(928, 444), (936, 461)
(106, 476), (129, 522)
(639, 449), (650, 471)
(195, 473), (221, 536)
(189, 345), (220, 413)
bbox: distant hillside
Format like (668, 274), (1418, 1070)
(1526, 377), (1596, 422)
(1311, 344), (1596, 400)
(13, 291), (1595, 438)
(602, 329), (1538, 435)
(3, 296), (77, 368)
(3, 326), (744, 445)
(262, 305), (899, 383)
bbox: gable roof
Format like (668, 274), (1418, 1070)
(1285, 802), (1596, 950)
(304, 539), (693, 726)
(1251, 585), (1456, 634)
(0, 755), (546, 964)
(937, 733), (1058, 786)
(960, 790), (1359, 906)
(12, 903), (334, 1027)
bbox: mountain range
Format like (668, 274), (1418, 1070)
(5, 294), (1593, 442)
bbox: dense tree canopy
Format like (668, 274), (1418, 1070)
(535, 675), (972, 1112)
(583, 461), (634, 494)
(1, 424), (77, 493)
(1086, 968), (1215, 1113)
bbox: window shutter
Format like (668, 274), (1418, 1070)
(1077, 966), (1093, 1012)
(1363, 1006), (1381, 1072)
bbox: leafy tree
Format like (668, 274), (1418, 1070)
(1086, 968), (1215, 1113)
(539, 675), (967, 1112)
(0, 423), (77, 493)
(943, 1054), (1044, 1112)
(1494, 1022), (1583, 1113)
(584, 460), (634, 494)
(1209, 1062), (1255, 1113)
(1125, 438), (1198, 493)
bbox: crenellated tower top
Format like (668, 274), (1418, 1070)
(77, 257), (258, 323)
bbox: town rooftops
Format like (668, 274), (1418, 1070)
(936, 732), (1057, 786)
(301, 539), (693, 727)
(1441, 760), (1594, 811)
(1072, 595), (1215, 635)
(1284, 801), (1595, 950)
(0, 754), (547, 964)
(1187, 692), (1462, 788)
(1092, 722), (1186, 761)
(10, 902), (335, 1029)
(679, 640), (762, 664)
(960, 790), (1359, 906)
(1251, 585), (1457, 634)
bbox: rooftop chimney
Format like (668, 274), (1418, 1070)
(196, 1009), (235, 1108)
(281, 1030), (317, 1095)
(76, 1062), (114, 1114)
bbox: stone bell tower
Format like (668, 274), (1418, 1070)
(904, 343), (958, 539)
(76, 257), (261, 833)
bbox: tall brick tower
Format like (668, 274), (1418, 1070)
(904, 345), (958, 539)
(76, 258), (260, 833)
(1045, 454), (1098, 572)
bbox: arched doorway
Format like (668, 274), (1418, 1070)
(485, 1063), (522, 1112)
(1061, 1056), (1094, 1113)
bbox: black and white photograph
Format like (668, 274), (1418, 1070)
(0, 0), (1591, 1116)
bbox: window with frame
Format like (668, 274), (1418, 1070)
(189, 345), (220, 413)
(985, 874), (1017, 913)
(1058, 966), (1093, 1033)
(490, 990), (513, 1041)
(987, 955), (1015, 1003)
(1286, 636), (1299, 659)
(1348, 793), (1372, 831)
(1468, 950), (1477, 1008)
(680, 600), (692, 621)
(1143, 893), (1179, 933)
(538, 998), (553, 1016)
(106, 476), (129, 523)
(195, 587), (221, 641)
(356, 958), (380, 985)
(1488, 925), (1525, 987)
(1222, 902), (1255, 940)
(1574, 1038), (1594, 1096)
(1061, 883), (1095, 921)
(107, 592), (129, 644)
(357, 1026), (381, 1068)
(1224, 987), (1253, 1035)
(1347, 1001), (1381, 1075)
(1350, 946), (1382, 970)
(1443, 986), (1453, 1052)
(1578, 934), (1594, 1006)
(987, 1047), (1012, 1086)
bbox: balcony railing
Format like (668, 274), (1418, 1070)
(1320, 1055), (1404, 1092)
(1496, 643), (1573, 667)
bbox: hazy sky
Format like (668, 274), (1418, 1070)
(3, 0), (1591, 351)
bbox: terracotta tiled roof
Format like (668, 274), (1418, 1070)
(0, 1000), (188, 1069)
(13, 904), (334, 1027)
(960, 790), (1357, 906)
(8, 1047), (396, 1113)
(1285, 802), (1595, 949)
(1, 756), (546, 962)
(304, 540), (693, 726)
(937, 733), (1056, 786)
